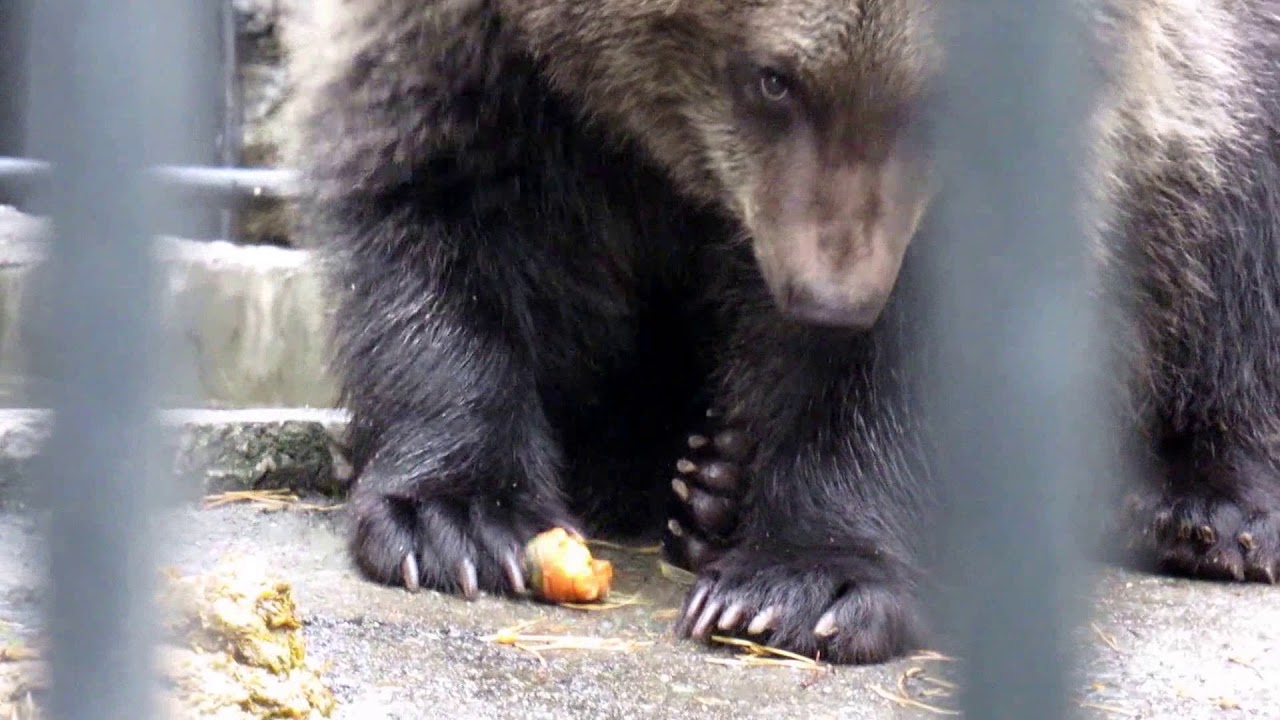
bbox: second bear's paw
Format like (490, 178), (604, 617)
(662, 411), (755, 573)
(673, 546), (925, 665)
(1118, 486), (1280, 583)
(348, 489), (583, 598)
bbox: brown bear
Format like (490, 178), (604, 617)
(284, 0), (1280, 664)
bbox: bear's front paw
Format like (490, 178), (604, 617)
(1118, 485), (1280, 583)
(348, 488), (583, 598)
(674, 546), (925, 664)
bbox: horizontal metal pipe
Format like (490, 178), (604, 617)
(0, 156), (298, 203)
(0, 156), (45, 191)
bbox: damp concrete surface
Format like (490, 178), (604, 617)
(1, 502), (1277, 719)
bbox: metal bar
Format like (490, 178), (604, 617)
(0, 157), (298, 203)
(152, 165), (298, 203)
(922, 2), (1101, 719)
(0, 156), (44, 193)
(219, 0), (242, 239)
(24, 3), (203, 719)
(0, 1), (31, 159)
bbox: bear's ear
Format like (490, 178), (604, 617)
(282, 0), (518, 202)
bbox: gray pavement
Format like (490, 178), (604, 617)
(2, 502), (1277, 719)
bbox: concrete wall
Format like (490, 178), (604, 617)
(0, 205), (338, 409)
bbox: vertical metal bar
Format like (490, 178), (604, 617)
(923, 3), (1101, 718)
(24, 3), (201, 719)
(220, 0), (242, 241)
(0, 0), (31, 205)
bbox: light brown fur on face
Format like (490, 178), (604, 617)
(718, 3), (939, 327)
(746, 122), (931, 327)
(501, 0), (940, 327)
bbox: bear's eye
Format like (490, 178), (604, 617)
(757, 69), (791, 102)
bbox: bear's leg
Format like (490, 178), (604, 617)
(1109, 103), (1280, 584)
(674, 301), (932, 664)
(290, 0), (719, 597)
(337, 243), (586, 598)
(333, 193), (674, 598)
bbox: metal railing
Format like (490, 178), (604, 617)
(4, 1), (1097, 718)
(0, 1), (294, 227)
(0, 158), (298, 207)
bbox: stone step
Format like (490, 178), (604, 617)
(0, 407), (352, 504)
(0, 205), (338, 408)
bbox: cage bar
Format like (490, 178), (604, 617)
(23, 3), (205, 719)
(924, 2), (1102, 718)
(0, 157), (297, 205)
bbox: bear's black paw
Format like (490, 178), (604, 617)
(1118, 486), (1280, 583)
(673, 547), (925, 664)
(662, 410), (755, 573)
(349, 488), (583, 597)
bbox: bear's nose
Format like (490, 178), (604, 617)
(780, 281), (887, 330)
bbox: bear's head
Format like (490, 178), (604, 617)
(705, 1), (940, 329)
(511, 0), (941, 329)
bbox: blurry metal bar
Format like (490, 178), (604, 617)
(218, 0), (243, 239)
(0, 1), (31, 159)
(0, 156), (298, 204)
(152, 165), (298, 203)
(24, 3), (204, 720)
(0, 156), (44, 194)
(923, 2), (1101, 719)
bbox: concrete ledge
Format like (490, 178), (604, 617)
(0, 205), (339, 408)
(0, 407), (353, 504)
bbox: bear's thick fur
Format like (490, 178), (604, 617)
(284, 0), (1280, 663)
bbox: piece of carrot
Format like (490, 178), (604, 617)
(523, 527), (614, 603)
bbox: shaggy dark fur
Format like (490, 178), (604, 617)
(1099, 4), (1280, 584)
(285, 0), (1280, 665)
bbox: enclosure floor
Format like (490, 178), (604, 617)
(2, 504), (1277, 719)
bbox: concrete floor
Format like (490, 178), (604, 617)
(1, 502), (1277, 719)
